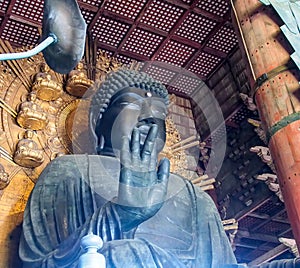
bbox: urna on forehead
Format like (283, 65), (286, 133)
(108, 86), (166, 106)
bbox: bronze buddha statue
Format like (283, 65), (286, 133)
(19, 69), (239, 267)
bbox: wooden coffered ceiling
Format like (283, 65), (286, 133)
(0, 0), (238, 95)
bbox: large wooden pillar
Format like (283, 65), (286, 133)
(231, 0), (300, 248)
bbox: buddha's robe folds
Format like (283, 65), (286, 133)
(19, 155), (237, 268)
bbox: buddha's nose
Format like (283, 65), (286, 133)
(138, 102), (155, 123)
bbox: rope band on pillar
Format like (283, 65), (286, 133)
(251, 61), (296, 102)
(266, 112), (300, 143)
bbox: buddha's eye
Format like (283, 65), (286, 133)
(119, 102), (141, 110)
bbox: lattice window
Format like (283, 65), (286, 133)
(104, 0), (146, 20)
(207, 25), (238, 54)
(171, 75), (202, 95)
(238, 216), (265, 230)
(257, 221), (290, 236)
(1, 19), (39, 46)
(123, 28), (164, 57)
(176, 12), (216, 43)
(189, 52), (221, 77)
(281, 229), (294, 239)
(209, 125), (227, 143)
(0, 0), (9, 12)
(255, 199), (284, 216)
(92, 16), (130, 47)
(275, 210), (288, 221)
(156, 40), (195, 66)
(197, 0), (230, 17)
(140, 0), (184, 32)
(228, 105), (252, 125)
(81, 9), (96, 24)
(143, 64), (176, 84)
(12, 0), (44, 23)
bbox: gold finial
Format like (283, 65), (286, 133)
(66, 61), (94, 98)
(13, 130), (44, 168)
(32, 63), (63, 101)
(16, 93), (49, 130)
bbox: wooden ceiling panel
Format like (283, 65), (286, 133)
(0, 0), (10, 12)
(175, 12), (217, 44)
(81, 9), (96, 25)
(256, 221), (291, 237)
(122, 28), (164, 58)
(139, 0), (185, 32)
(103, 0), (146, 20)
(206, 24), (238, 54)
(188, 51), (221, 77)
(155, 40), (196, 66)
(171, 74), (202, 95)
(11, 0), (43, 24)
(92, 16), (130, 47)
(196, 0), (230, 17)
(142, 63), (177, 85)
(1, 19), (39, 46)
(239, 216), (266, 230)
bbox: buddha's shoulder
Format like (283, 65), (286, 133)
(43, 154), (88, 169)
(44, 154), (110, 167)
(36, 154), (117, 185)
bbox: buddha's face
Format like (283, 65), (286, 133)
(96, 87), (167, 155)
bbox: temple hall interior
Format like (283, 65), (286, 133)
(0, 0), (299, 267)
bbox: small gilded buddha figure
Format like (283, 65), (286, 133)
(16, 92), (48, 131)
(14, 130), (44, 168)
(0, 164), (9, 189)
(66, 61), (94, 97)
(32, 63), (63, 101)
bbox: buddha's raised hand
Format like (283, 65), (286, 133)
(116, 124), (170, 231)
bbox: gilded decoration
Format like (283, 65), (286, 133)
(16, 92), (49, 130)
(66, 61), (94, 97)
(31, 62), (63, 101)
(13, 130), (44, 168)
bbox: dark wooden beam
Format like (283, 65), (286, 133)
(150, 1), (198, 61)
(236, 230), (280, 244)
(88, 0), (108, 31)
(78, 1), (98, 12)
(251, 209), (290, 233)
(0, 0), (18, 35)
(184, 9), (232, 72)
(248, 244), (289, 266)
(236, 196), (272, 221)
(10, 14), (41, 28)
(111, 0), (154, 58)
(203, 46), (227, 59)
